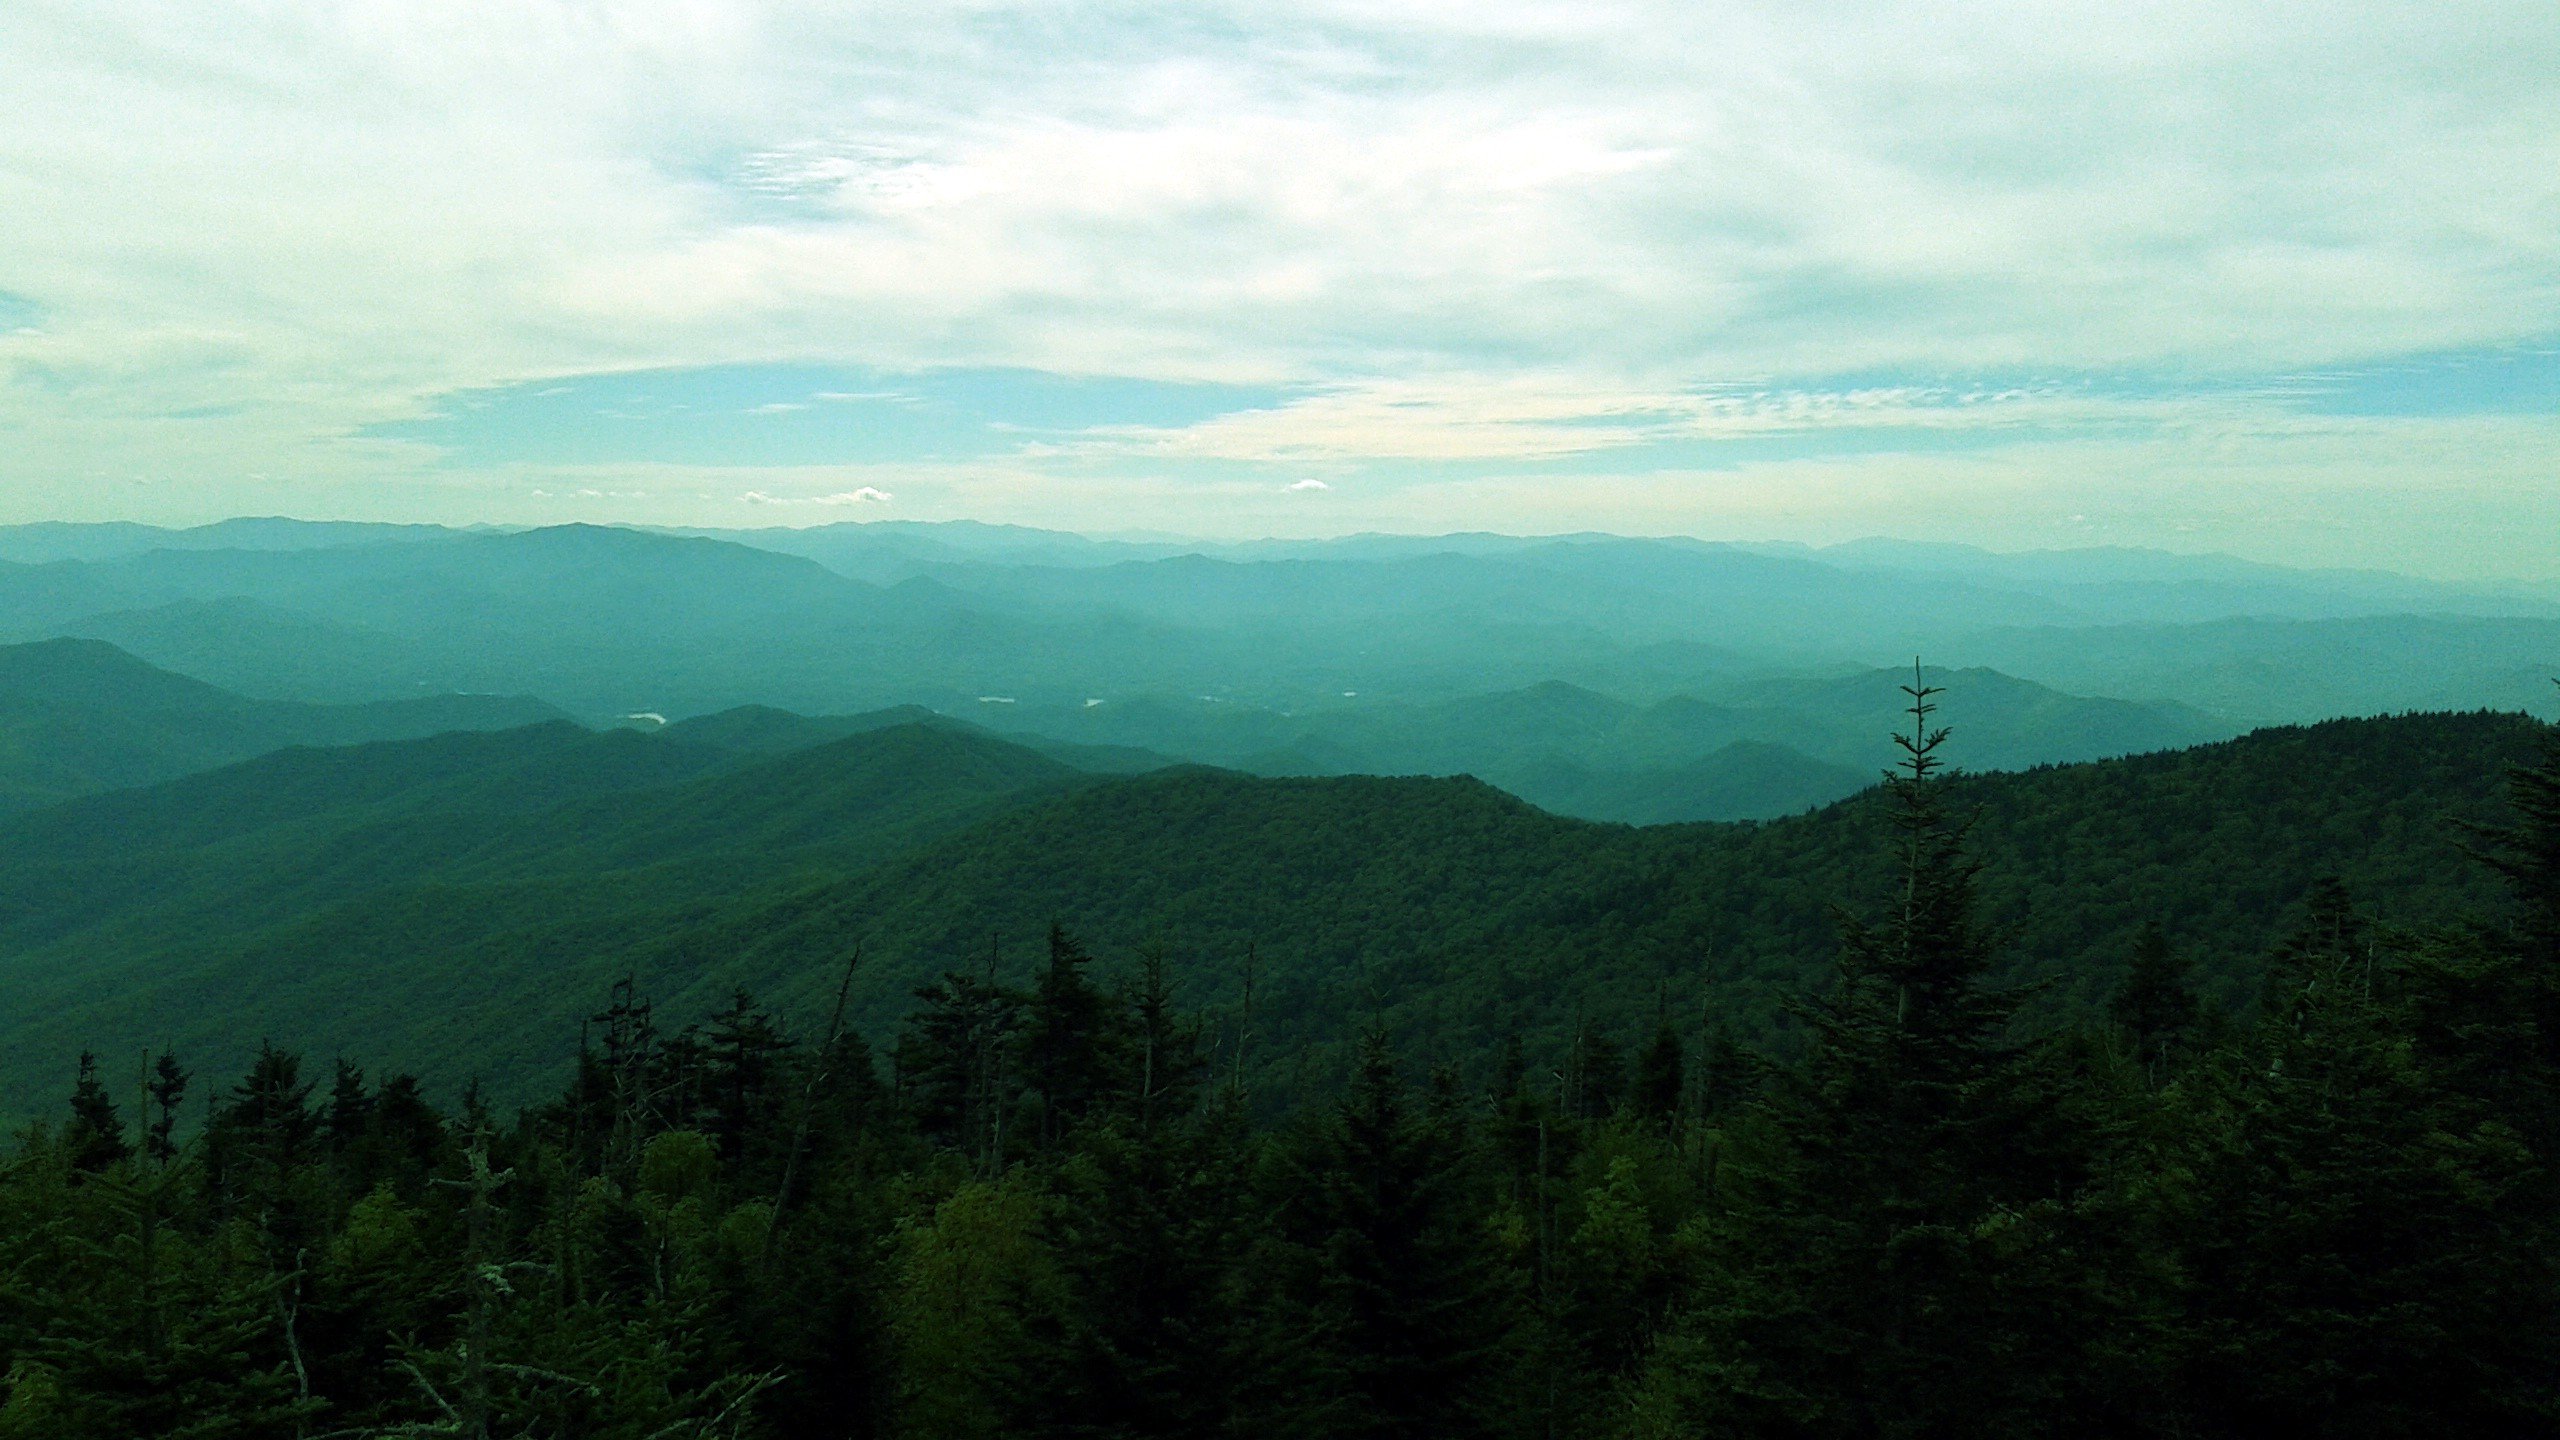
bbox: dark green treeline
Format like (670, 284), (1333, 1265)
(5, 697), (2559, 1438)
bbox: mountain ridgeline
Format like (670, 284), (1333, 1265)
(4, 520), (2553, 805)
(0, 666), (2540, 1117)
(0, 636), (563, 813)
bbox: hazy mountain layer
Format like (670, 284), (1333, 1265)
(0, 636), (563, 812)
(1949, 614), (2560, 727)
(6, 522), (2553, 734)
(993, 666), (2224, 821)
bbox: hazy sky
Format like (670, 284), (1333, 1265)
(2, 2), (2555, 577)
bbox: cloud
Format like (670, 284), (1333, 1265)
(740, 486), (893, 506)
(0, 1), (2554, 576)
(1288, 478), (1330, 491)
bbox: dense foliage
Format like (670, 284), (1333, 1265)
(0, 708), (2541, 1120)
(6, 698), (2557, 1436)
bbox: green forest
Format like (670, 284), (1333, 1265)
(1, 637), (2543, 1118)
(6, 687), (2557, 1438)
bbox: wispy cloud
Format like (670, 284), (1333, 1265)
(741, 486), (892, 507)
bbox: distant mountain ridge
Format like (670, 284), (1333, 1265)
(986, 667), (2223, 821)
(0, 636), (564, 812)
(2, 514), (2551, 837)
(5, 521), (2553, 734)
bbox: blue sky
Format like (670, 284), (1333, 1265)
(2, 2), (2556, 576)
(373, 344), (2560, 472)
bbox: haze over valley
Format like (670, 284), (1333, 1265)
(8, 517), (2553, 831)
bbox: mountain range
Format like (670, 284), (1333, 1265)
(9, 516), (2552, 825)
(0, 690), (2535, 1119)
(0, 636), (560, 813)
(7, 520), (2554, 729)
(0, 516), (2552, 1121)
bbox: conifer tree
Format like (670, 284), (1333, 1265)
(1640, 669), (2110, 1436)
(2110, 919), (2199, 1080)
(1020, 924), (1130, 1149)
(1126, 943), (1206, 1134)
(1263, 1028), (1513, 1440)
(2446, 708), (2560, 1152)
(144, 1052), (188, 1166)
(1631, 1021), (1685, 1132)
(323, 1058), (372, 1160)
(897, 964), (1018, 1164)
(2471, 702), (2560, 966)
(702, 989), (791, 1169)
(205, 1044), (318, 1230)
(64, 1051), (132, 1174)
(1015, 1097), (1252, 1438)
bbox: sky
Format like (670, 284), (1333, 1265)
(1, 2), (2555, 579)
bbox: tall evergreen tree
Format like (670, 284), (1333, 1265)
(64, 1051), (131, 1174)
(2447, 709), (2560, 1153)
(702, 989), (792, 1169)
(1640, 670), (2115, 1437)
(1260, 1028), (1514, 1440)
(2110, 919), (2200, 1081)
(144, 1052), (188, 1167)
(1631, 1021), (1685, 1132)
(204, 1043), (318, 1228)
(322, 1058), (372, 1160)
(896, 964), (1018, 1165)
(1020, 925), (1130, 1149)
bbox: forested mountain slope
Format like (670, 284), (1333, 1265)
(0, 637), (563, 812)
(0, 707), (2538, 1119)
(656, 709), (2536, 1099)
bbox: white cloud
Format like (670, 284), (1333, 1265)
(740, 486), (892, 506)
(1288, 478), (1330, 491)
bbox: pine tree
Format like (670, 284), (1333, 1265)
(1013, 1100), (1254, 1439)
(2447, 708), (2560, 1154)
(2110, 919), (2199, 1080)
(1631, 1021), (1685, 1132)
(702, 989), (792, 1169)
(145, 1052), (188, 1167)
(1263, 1028), (1514, 1440)
(896, 963), (1018, 1165)
(1019, 924), (1130, 1149)
(2470, 701), (2560, 966)
(322, 1058), (372, 1164)
(1126, 943), (1207, 1135)
(64, 1051), (132, 1174)
(205, 1044), (316, 1216)
(364, 1074), (449, 1200)
(1640, 668), (2114, 1436)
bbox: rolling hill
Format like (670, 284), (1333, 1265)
(0, 636), (564, 812)
(0, 702), (2540, 1120)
